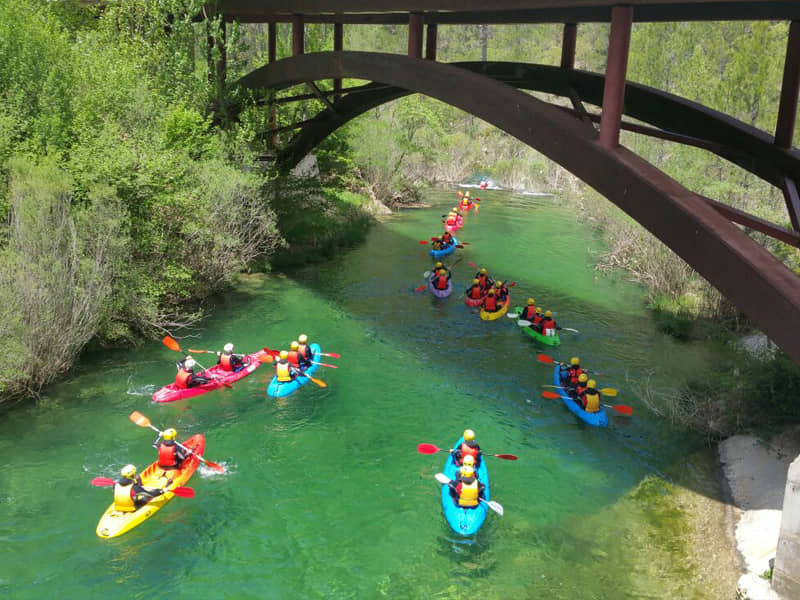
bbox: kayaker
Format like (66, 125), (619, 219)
(453, 455), (476, 484)
(541, 310), (561, 337)
(297, 334), (314, 367)
(572, 373), (589, 402)
(287, 340), (304, 369)
(174, 357), (211, 389)
(530, 306), (545, 332)
(579, 379), (601, 413)
(153, 427), (190, 470)
(448, 464), (485, 509)
(567, 357), (585, 388)
(519, 298), (537, 321)
(475, 268), (493, 290)
(114, 464), (168, 512)
(451, 429), (482, 468)
(441, 231), (454, 247)
(466, 278), (484, 300)
(482, 289), (499, 312)
(216, 342), (246, 372)
(431, 268), (451, 291)
(275, 350), (299, 382)
(494, 280), (509, 303)
(445, 212), (458, 228)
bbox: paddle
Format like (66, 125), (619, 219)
(468, 261), (479, 269)
(540, 391), (633, 415)
(319, 352), (341, 358)
(434, 473), (504, 516)
(128, 411), (226, 473)
(562, 328), (580, 333)
(543, 384), (619, 397)
(416, 443), (518, 461)
(160, 336), (232, 388)
(90, 477), (196, 497)
(187, 348), (215, 354)
(536, 353), (607, 376)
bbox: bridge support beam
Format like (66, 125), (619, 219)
(776, 21), (800, 150)
(773, 455), (800, 598)
(599, 5), (633, 149)
(268, 22), (277, 147)
(561, 23), (577, 69)
(334, 22), (343, 99)
(426, 23), (437, 61)
(292, 14), (304, 55)
(409, 13), (423, 58)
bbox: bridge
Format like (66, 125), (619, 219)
(207, 1), (800, 594)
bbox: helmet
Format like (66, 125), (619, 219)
(536, 306), (542, 312)
(290, 341), (299, 350)
(298, 334), (308, 344)
(435, 262), (443, 269)
(495, 281), (503, 287)
(463, 429), (476, 441)
(527, 298), (535, 305)
(480, 268), (487, 275)
(460, 465), (475, 478)
(452, 207), (458, 212)
(223, 343), (234, 353)
(184, 358), (196, 370)
(545, 310), (552, 317)
(578, 373), (588, 383)
(570, 357), (580, 366)
(488, 289), (495, 295)
(121, 464), (136, 478)
(162, 428), (177, 440)
(588, 379), (597, 388)
(439, 269), (446, 275)
(472, 278), (479, 284)
(462, 455), (475, 467)
(279, 350), (288, 360)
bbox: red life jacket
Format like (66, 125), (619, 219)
(445, 216), (457, 226)
(522, 305), (536, 320)
(435, 275), (449, 290)
(469, 285), (483, 299)
(158, 443), (179, 468)
(483, 295), (497, 311)
(442, 233), (453, 244)
(287, 351), (300, 367)
(175, 369), (191, 389)
(477, 274), (488, 288)
(219, 353), (232, 371)
(460, 441), (479, 461)
(542, 317), (555, 331)
(532, 313), (544, 325)
(568, 366), (583, 384)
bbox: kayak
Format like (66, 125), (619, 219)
(464, 291), (486, 307)
(428, 278), (453, 298)
(428, 236), (458, 258)
(267, 343), (322, 398)
(440, 437), (490, 535)
(459, 202), (473, 212)
(514, 306), (561, 346)
(554, 364), (609, 427)
(96, 434), (205, 538)
(479, 295), (510, 321)
(152, 350), (268, 403)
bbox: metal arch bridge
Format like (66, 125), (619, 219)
(209, 1), (800, 366)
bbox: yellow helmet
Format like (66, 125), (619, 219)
(465, 191), (470, 197)
(462, 455), (475, 467)
(570, 357), (580, 366)
(479, 268), (487, 275)
(452, 207), (458, 212)
(527, 298), (534, 305)
(279, 350), (288, 360)
(435, 262), (443, 269)
(495, 281), (503, 287)
(545, 310), (552, 317)
(439, 269), (446, 275)
(578, 373), (588, 383)
(488, 289), (495, 295)
(290, 341), (299, 350)
(121, 464), (137, 478)
(463, 429), (476, 441)
(162, 428), (177, 441)
(472, 278), (479, 284)
(298, 334), (308, 344)
(588, 379), (597, 388)
(460, 465), (475, 478)
(536, 306), (542, 312)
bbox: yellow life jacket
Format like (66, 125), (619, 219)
(276, 360), (292, 382)
(584, 391), (600, 413)
(458, 479), (479, 507)
(114, 482), (135, 512)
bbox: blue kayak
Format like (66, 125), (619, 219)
(554, 365), (609, 427)
(440, 437), (490, 535)
(428, 237), (457, 258)
(267, 344), (322, 398)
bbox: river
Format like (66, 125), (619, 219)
(0, 189), (736, 598)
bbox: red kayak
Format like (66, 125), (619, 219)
(464, 291), (486, 307)
(152, 350), (268, 403)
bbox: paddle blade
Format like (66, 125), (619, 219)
(203, 460), (226, 473)
(129, 411), (151, 428)
(258, 354), (274, 363)
(611, 404), (633, 416)
(434, 472), (451, 485)
(414, 284), (427, 292)
(563, 327), (580, 333)
(313, 361), (338, 369)
(321, 352), (341, 358)
(306, 375), (327, 388)
(600, 388), (618, 397)
(171, 486), (195, 498)
(418, 240), (428, 244)
(493, 454), (518, 461)
(541, 391), (561, 399)
(468, 261), (478, 269)
(485, 499), (504, 516)
(507, 313), (519, 318)
(187, 348), (212, 354)
(517, 320), (532, 327)
(162, 335), (182, 353)
(508, 281), (517, 287)
(91, 477), (116, 487)
(537, 354), (555, 365)
(417, 443), (441, 454)
(455, 244), (464, 248)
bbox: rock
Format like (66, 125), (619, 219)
(737, 572), (779, 600)
(290, 154), (320, 179)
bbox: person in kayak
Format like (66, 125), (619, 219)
(297, 334), (314, 367)
(451, 429), (483, 468)
(174, 357), (211, 389)
(475, 268), (493, 290)
(275, 350), (300, 383)
(541, 310), (561, 337)
(566, 357), (586, 390)
(431, 268), (451, 291)
(494, 280), (509, 304)
(153, 427), (190, 470)
(466, 278), (484, 300)
(571, 373), (589, 404)
(444, 212), (458, 228)
(452, 455), (476, 484)
(216, 342), (246, 372)
(519, 298), (537, 321)
(440, 231), (454, 247)
(578, 379), (601, 413)
(529, 306), (545, 332)
(448, 463), (486, 509)
(114, 464), (169, 512)
(287, 340), (311, 369)
(482, 289), (499, 312)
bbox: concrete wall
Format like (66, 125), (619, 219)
(773, 455), (800, 598)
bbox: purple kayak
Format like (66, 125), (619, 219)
(428, 278), (453, 298)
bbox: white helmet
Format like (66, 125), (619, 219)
(223, 343), (234, 353)
(184, 358), (196, 370)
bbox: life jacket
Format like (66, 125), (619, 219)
(287, 351), (301, 367)
(114, 480), (136, 512)
(532, 313), (544, 325)
(297, 343), (311, 362)
(276, 359), (292, 382)
(542, 317), (556, 334)
(435, 274), (449, 290)
(158, 442), (179, 469)
(584, 388), (601, 413)
(477, 274), (489, 288)
(469, 285), (483, 299)
(445, 216), (457, 226)
(567, 366), (583, 384)
(219, 353), (233, 371)
(483, 295), (497, 311)
(175, 368), (192, 389)
(575, 384), (588, 398)
(460, 441), (479, 461)
(522, 305), (536, 320)
(458, 478), (479, 507)
(442, 233), (453, 244)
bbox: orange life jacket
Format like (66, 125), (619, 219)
(435, 275), (449, 290)
(483, 295), (497, 311)
(469, 285), (483, 299)
(219, 353), (233, 371)
(522, 305), (536, 320)
(158, 443), (179, 469)
(175, 369), (191, 389)
(445, 216), (457, 226)
(287, 351), (300, 367)
(460, 441), (479, 461)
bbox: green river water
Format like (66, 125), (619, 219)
(1, 190), (735, 599)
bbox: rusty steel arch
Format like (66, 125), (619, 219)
(239, 51), (800, 362)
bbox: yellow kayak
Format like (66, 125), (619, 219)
(480, 295), (510, 321)
(96, 434), (205, 539)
